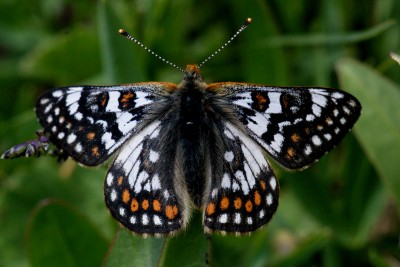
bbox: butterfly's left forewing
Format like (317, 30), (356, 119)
(35, 82), (176, 166)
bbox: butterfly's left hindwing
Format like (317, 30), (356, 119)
(104, 119), (190, 236)
(35, 83), (176, 166)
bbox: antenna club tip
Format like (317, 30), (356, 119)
(245, 18), (252, 25)
(118, 29), (127, 35)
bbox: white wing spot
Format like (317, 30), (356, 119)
(130, 216), (137, 224)
(211, 188), (218, 198)
(219, 214), (228, 224)
(149, 150), (159, 163)
(52, 90), (62, 97)
(153, 215), (162, 226)
(224, 151), (234, 162)
(324, 133), (332, 140)
(266, 194), (273, 205)
(75, 143), (83, 153)
(110, 189), (117, 202)
(142, 214), (149, 225)
(106, 173), (114, 186)
(119, 207), (125, 217)
(40, 98), (49, 105)
(312, 104), (322, 117)
(312, 93), (327, 107)
(51, 126), (57, 133)
(334, 127), (340, 134)
(333, 109), (339, 117)
(75, 112), (83, 121)
(54, 107), (60, 115)
(67, 133), (77, 144)
(269, 177), (277, 191)
(57, 132), (65, 139)
(304, 145), (312, 155)
(44, 104), (53, 114)
(343, 106), (350, 114)
(151, 174), (161, 190)
(306, 114), (315, 121)
(312, 135), (322, 146)
(332, 92), (344, 99)
(47, 116), (53, 123)
(221, 173), (231, 189)
(234, 213), (241, 224)
(246, 217), (253, 225)
(340, 117), (347, 125)
(259, 210), (265, 219)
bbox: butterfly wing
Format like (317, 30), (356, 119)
(35, 82), (176, 166)
(209, 83), (361, 169)
(104, 110), (192, 235)
(203, 121), (279, 234)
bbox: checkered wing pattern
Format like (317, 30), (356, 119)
(104, 120), (189, 236)
(35, 83), (176, 166)
(211, 83), (361, 169)
(204, 121), (279, 234)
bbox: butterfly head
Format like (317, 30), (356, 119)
(183, 64), (202, 81)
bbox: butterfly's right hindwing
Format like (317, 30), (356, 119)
(35, 83), (175, 166)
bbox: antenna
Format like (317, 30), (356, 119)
(198, 18), (252, 68)
(118, 18), (252, 72)
(118, 29), (185, 73)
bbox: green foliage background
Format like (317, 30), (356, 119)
(0, 0), (399, 266)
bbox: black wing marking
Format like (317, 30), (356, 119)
(212, 84), (361, 169)
(104, 119), (191, 236)
(35, 83), (175, 166)
(203, 121), (279, 234)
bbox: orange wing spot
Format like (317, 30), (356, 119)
(121, 92), (135, 103)
(87, 132), (95, 140)
(206, 203), (215, 215)
(165, 205), (179, 219)
(245, 200), (253, 212)
(220, 196), (229, 210)
(100, 96), (107, 106)
(317, 125), (323, 130)
(234, 197), (242, 209)
(92, 146), (100, 157)
(117, 176), (124, 185)
(286, 147), (295, 159)
(122, 189), (130, 204)
(254, 191), (261, 206)
(142, 199), (149, 210)
(260, 180), (267, 190)
(130, 198), (139, 212)
(153, 200), (161, 212)
(281, 95), (290, 109)
(255, 93), (269, 110)
(291, 133), (300, 143)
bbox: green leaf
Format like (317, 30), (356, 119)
(336, 58), (400, 208)
(27, 200), (108, 267)
(103, 229), (165, 267)
(159, 211), (211, 267)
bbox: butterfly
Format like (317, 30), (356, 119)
(3, 18), (361, 236)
